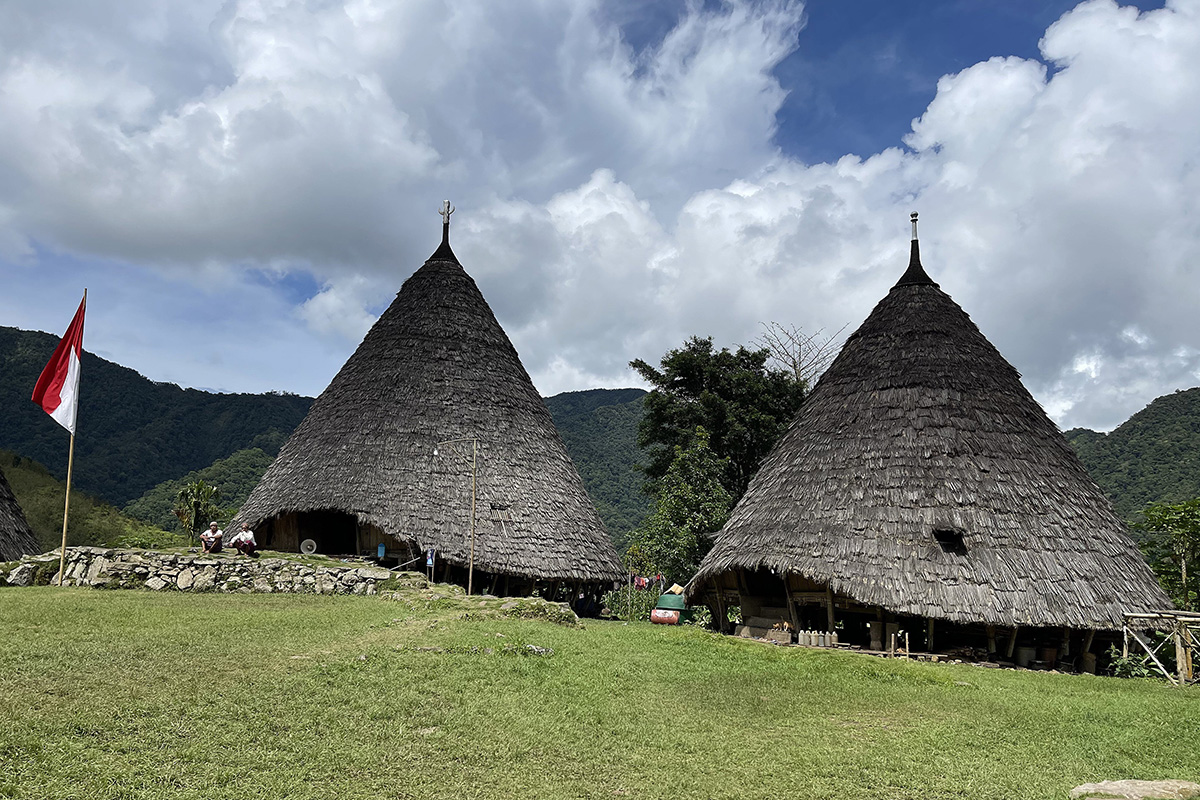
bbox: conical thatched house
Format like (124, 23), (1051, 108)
(0, 465), (39, 562)
(236, 211), (622, 596)
(688, 217), (1170, 657)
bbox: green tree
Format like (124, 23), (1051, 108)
(1135, 498), (1200, 610)
(625, 428), (733, 583)
(173, 480), (222, 544)
(631, 335), (805, 501)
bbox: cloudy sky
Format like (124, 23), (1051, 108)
(1, 0), (1197, 432)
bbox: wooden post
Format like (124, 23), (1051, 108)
(784, 575), (800, 632)
(986, 625), (997, 657)
(926, 618), (935, 652)
(825, 585), (836, 632)
(1175, 622), (1189, 684)
(56, 431), (77, 585)
(715, 590), (728, 634)
(1006, 626), (1019, 659)
(1060, 628), (1071, 659)
(467, 439), (477, 596)
(503, 573), (510, 597)
(1082, 629), (1095, 654)
(1123, 625), (1129, 659)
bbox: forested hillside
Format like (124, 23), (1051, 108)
(1, 450), (177, 552)
(122, 447), (277, 532)
(543, 388), (650, 546)
(0, 326), (311, 505)
(1065, 387), (1200, 520)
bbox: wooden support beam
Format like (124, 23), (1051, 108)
(1082, 629), (1095, 654)
(825, 585), (836, 632)
(926, 618), (935, 652)
(986, 625), (997, 656)
(1126, 626), (1178, 686)
(1006, 626), (1019, 659)
(1175, 623), (1190, 684)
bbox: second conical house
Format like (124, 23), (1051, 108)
(237, 210), (622, 594)
(689, 216), (1170, 651)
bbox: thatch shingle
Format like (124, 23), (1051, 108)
(0, 466), (38, 562)
(688, 233), (1171, 629)
(236, 225), (622, 585)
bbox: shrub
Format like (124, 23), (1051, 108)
(601, 585), (659, 621)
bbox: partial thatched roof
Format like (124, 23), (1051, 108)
(689, 232), (1171, 629)
(0, 466), (38, 561)
(237, 224), (622, 583)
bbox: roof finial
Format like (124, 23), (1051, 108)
(439, 200), (454, 243)
(892, 210), (937, 289)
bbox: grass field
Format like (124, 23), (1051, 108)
(1, 587), (1197, 800)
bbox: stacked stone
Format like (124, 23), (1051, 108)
(0, 547), (396, 595)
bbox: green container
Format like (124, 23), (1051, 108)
(656, 593), (687, 611)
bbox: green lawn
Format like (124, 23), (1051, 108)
(1, 588), (1196, 800)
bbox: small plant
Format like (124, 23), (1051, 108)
(601, 585), (659, 622)
(1105, 644), (1154, 679)
(685, 606), (714, 628)
(726, 605), (742, 625)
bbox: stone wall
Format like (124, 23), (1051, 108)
(0, 547), (399, 595)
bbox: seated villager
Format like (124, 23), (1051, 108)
(229, 522), (260, 558)
(200, 521), (223, 553)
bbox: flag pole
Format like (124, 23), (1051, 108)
(56, 287), (85, 586)
(58, 431), (76, 585)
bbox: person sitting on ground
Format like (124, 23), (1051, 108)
(199, 521), (223, 553)
(229, 522), (260, 558)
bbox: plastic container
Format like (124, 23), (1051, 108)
(655, 594), (687, 611)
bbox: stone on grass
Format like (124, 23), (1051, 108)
(144, 576), (168, 591)
(6, 563), (35, 587)
(176, 569), (195, 590)
(1071, 780), (1200, 800)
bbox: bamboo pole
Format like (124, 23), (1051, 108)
(467, 439), (477, 596)
(57, 431), (77, 585)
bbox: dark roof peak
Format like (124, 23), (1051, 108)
(892, 211), (937, 289)
(428, 199), (460, 264)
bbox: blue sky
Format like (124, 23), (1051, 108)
(0, 0), (1197, 431)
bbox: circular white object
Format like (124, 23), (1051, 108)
(300, 538), (317, 555)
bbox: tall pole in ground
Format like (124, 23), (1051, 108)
(58, 431), (76, 585)
(468, 438), (477, 596)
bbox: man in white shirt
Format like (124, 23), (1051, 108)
(229, 522), (259, 558)
(200, 521), (223, 553)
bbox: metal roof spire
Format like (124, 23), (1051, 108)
(893, 210), (937, 289)
(429, 199), (459, 263)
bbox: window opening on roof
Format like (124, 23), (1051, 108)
(490, 502), (512, 522)
(933, 528), (967, 555)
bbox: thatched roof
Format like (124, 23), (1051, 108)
(0, 466), (38, 561)
(688, 232), (1171, 629)
(236, 224), (622, 584)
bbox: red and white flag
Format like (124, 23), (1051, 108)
(32, 294), (86, 435)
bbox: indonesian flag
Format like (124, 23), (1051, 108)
(32, 294), (86, 435)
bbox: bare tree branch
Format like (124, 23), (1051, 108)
(752, 322), (847, 388)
